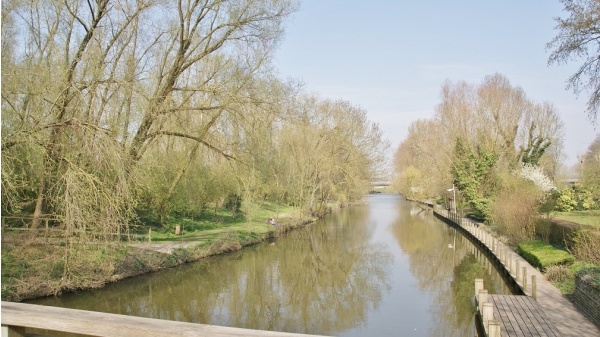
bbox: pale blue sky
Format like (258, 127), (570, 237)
(273, 1), (599, 167)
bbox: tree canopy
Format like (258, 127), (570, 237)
(548, 0), (600, 124)
(1, 0), (388, 239)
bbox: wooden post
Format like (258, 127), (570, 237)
(482, 302), (494, 323)
(2, 325), (26, 337)
(45, 219), (49, 243)
(475, 279), (484, 300)
(488, 320), (501, 337)
(508, 255), (512, 275)
(522, 267), (527, 290)
(532, 275), (537, 300)
(516, 260), (520, 279)
(148, 228), (152, 243)
(478, 289), (488, 307)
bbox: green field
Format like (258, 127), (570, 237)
(554, 211), (600, 227)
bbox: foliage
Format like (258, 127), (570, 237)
(394, 74), (564, 218)
(571, 226), (600, 265)
(547, 0), (600, 123)
(517, 240), (575, 271)
(451, 139), (498, 219)
(489, 173), (543, 244)
(556, 188), (579, 212)
(576, 266), (600, 291)
(555, 184), (598, 213)
(545, 261), (596, 294)
(393, 166), (426, 200)
(579, 134), (600, 208)
(519, 164), (556, 192)
(539, 190), (561, 216)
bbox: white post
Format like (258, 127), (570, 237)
(488, 320), (501, 337)
(478, 289), (488, 308)
(2, 325), (25, 337)
(482, 302), (494, 324)
(532, 275), (537, 300)
(475, 279), (484, 300)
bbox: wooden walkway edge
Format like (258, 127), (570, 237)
(1, 301), (330, 337)
(432, 207), (600, 337)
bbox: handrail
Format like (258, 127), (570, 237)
(1, 301), (329, 337)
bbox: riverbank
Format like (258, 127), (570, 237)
(1, 210), (317, 302)
(431, 205), (600, 336)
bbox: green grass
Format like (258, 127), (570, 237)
(554, 210), (600, 227)
(147, 202), (299, 242)
(517, 240), (575, 271)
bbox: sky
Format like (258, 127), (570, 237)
(272, 0), (599, 168)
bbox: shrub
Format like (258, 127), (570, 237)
(489, 178), (541, 245)
(556, 188), (578, 212)
(571, 226), (600, 265)
(517, 240), (575, 271)
(576, 266), (600, 291)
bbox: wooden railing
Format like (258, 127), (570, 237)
(1, 301), (329, 337)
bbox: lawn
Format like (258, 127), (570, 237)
(554, 211), (600, 227)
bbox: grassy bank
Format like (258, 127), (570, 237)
(1, 203), (315, 302)
(553, 210), (600, 227)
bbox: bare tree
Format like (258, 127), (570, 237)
(547, 0), (600, 124)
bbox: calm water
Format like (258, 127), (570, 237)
(30, 194), (511, 337)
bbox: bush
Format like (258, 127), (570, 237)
(556, 188), (578, 212)
(489, 178), (541, 245)
(576, 266), (600, 291)
(517, 240), (575, 271)
(571, 227), (600, 266)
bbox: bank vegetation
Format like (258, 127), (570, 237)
(1, 0), (388, 300)
(392, 73), (600, 294)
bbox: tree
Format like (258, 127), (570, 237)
(1, 0), (297, 229)
(547, 0), (600, 123)
(451, 139), (498, 219)
(580, 134), (600, 208)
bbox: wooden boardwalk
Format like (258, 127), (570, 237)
(433, 207), (600, 337)
(487, 295), (560, 337)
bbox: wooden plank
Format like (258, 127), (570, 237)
(509, 296), (538, 337)
(522, 297), (560, 337)
(1, 302), (329, 337)
(519, 296), (550, 337)
(486, 295), (562, 337)
(514, 296), (544, 337)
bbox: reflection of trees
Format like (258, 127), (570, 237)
(390, 202), (511, 337)
(31, 207), (392, 336)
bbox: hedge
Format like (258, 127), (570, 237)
(517, 240), (575, 271)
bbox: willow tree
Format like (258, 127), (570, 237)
(273, 96), (388, 215)
(1, 0), (298, 233)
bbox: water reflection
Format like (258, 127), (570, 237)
(30, 195), (511, 337)
(31, 204), (392, 336)
(390, 200), (510, 337)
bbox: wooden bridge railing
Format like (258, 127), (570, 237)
(1, 301), (329, 337)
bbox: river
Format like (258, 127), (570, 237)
(30, 194), (512, 337)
